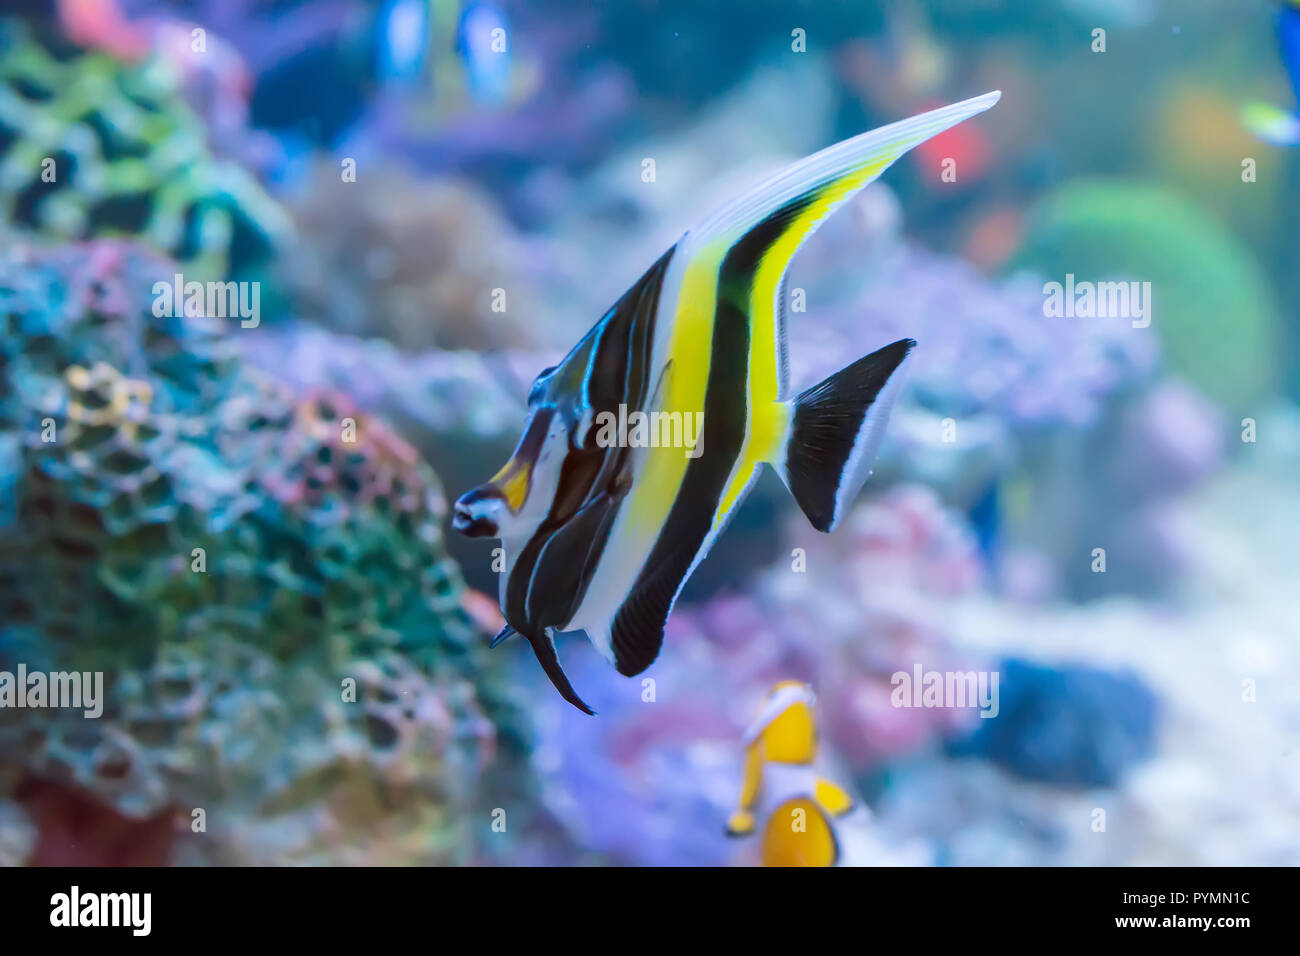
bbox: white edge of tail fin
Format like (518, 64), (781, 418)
(830, 347), (913, 531)
(681, 90), (1002, 254)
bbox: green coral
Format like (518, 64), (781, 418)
(1008, 180), (1280, 411)
(0, 20), (287, 280)
(0, 239), (531, 864)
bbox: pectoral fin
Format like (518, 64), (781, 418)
(814, 777), (855, 817)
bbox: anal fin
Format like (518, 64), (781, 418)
(526, 629), (596, 716)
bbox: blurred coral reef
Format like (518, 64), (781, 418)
(0, 19), (286, 280)
(0, 239), (534, 864)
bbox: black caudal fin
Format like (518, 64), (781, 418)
(525, 630), (596, 715)
(489, 624), (516, 648)
(776, 338), (915, 533)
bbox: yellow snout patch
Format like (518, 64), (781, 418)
(490, 455), (533, 512)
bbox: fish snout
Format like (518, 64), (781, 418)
(452, 486), (505, 538)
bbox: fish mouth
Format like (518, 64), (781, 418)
(451, 484), (505, 538)
(451, 502), (497, 538)
(452, 410), (553, 539)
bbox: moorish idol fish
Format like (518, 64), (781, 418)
(724, 681), (855, 867)
(1244, 0), (1300, 145)
(452, 91), (1002, 713)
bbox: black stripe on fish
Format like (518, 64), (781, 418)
(522, 453), (626, 628)
(504, 247), (674, 639)
(608, 188), (823, 677)
(582, 246), (673, 411)
(608, 297), (748, 675)
(776, 272), (792, 401)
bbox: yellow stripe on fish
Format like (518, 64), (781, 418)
(624, 239), (731, 543)
(715, 159), (892, 530)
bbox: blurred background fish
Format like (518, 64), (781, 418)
(454, 1), (513, 106)
(1243, 0), (1300, 144)
(375, 0), (431, 87)
(725, 682), (859, 867)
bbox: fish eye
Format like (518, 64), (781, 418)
(527, 365), (557, 405)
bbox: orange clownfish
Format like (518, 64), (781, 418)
(725, 681), (856, 866)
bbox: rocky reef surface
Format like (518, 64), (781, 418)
(0, 239), (533, 865)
